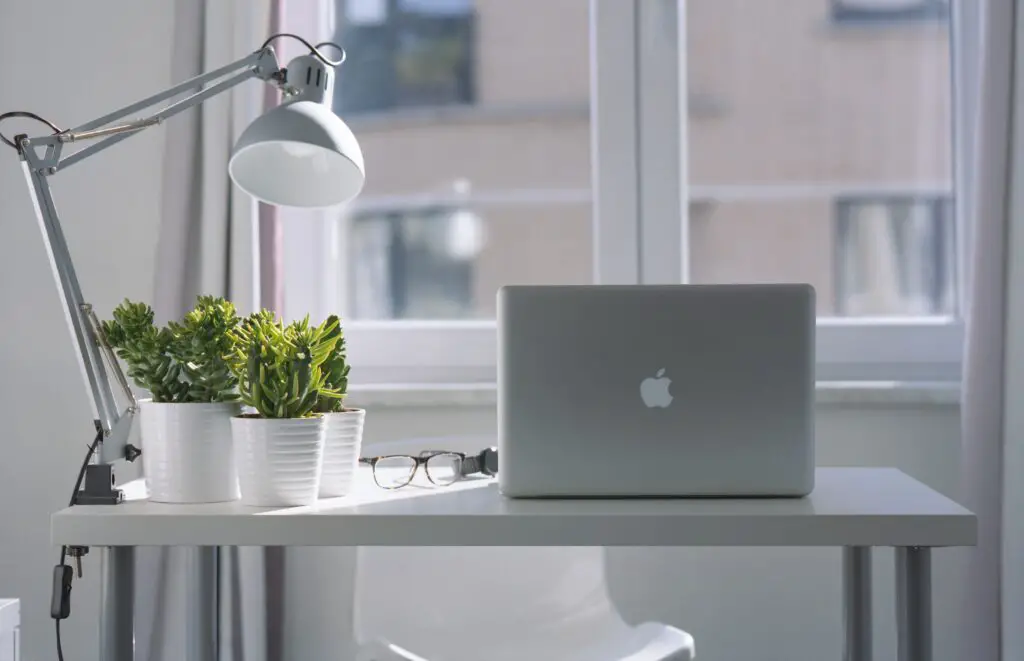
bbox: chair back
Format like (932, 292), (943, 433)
(354, 546), (624, 659)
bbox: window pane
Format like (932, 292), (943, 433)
(349, 198), (590, 319)
(687, 0), (954, 318)
(328, 0), (592, 321)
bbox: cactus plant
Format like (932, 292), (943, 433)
(227, 312), (342, 418)
(102, 296), (240, 403)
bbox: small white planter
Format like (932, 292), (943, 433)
(231, 415), (326, 506)
(319, 408), (366, 498)
(140, 400), (241, 504)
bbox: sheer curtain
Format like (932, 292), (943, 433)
(958, 0), (1024, 659)
(139, 1), (269, 659)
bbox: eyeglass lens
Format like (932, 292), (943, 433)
(373, 455), (417, 489)
(425, 452), (462, 486)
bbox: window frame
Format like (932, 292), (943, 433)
(592, 0), (963, 384)
(292, 0), (966, 386)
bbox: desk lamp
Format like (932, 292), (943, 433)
(1, 34), (363, 660)
(0, 33), (363, 504)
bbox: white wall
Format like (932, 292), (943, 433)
(335, 396), (963, 661)
(0, 2), (174, 659)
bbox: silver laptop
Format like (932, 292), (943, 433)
(497, 284), (815, 498)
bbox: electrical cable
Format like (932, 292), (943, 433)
(0, 111), (63, 149)
(53, 429), (102, 661)
(259, 33), (347, 67)
(55, 620), (64, 661)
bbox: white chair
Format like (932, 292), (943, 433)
(351, 442), (694, 661)
(354, 547), (693, 661)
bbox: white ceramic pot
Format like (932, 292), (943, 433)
(140, 400), (241, 504)
(319, 408), (366, 498)
(231, 415), (326, 506)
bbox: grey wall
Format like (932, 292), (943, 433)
(341, 397), (963, 661)
(0, 2), (174, 659)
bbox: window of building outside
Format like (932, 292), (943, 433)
(831, 0), (949, 22)
(337, 0), (475, 114)
(282, 0), (958, 384)
(834, 197), (956, 317)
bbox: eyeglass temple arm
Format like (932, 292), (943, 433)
(417, 449), (494, 476)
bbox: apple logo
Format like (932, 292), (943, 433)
(640, 368), (673, 408)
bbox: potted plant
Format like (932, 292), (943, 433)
(102, 296), (241, 504)
(227, 311), (342, 506)
(306, 315), (365, 498)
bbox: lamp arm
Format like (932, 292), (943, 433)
(52, 47), (282, 172)
(20, 164), (131, 463)
(12, 46), (284, 464)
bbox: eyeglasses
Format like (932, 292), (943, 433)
(360, 450), (467, 490)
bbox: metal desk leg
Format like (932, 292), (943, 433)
(187, 546), (219, 661)
(843, 546), (872, 661)
(99, 546), (134, 661)
(896, 546), (932, 661)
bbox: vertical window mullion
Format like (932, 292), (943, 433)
(636, 0), (688, 284)
(591, 0), (641, 284)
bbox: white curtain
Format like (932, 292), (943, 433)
(141, 2), (360, 659)
(152, 1), (266, 323)
(138, 1), (270, 660)
(959, 0), (1024, 659)
(256, 5), (364, 660)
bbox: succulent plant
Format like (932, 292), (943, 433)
(167, 296), (240, 402)
(102, 297), (240, 403)
(307, 314), (350, 413)
(227, 312), (342, 418)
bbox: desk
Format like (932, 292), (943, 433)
(52, 467), (975, 661)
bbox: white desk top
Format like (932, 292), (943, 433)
(51, 467), (976, 548)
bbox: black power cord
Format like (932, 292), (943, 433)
(0, 111), (63, 150)
(259, 33), (347, 67)
(52, 425), (103, 661)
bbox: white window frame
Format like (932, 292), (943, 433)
(292, 0), (967, 385)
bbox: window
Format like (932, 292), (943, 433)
(676, 0), (961, 381)
(832, 0), (949, 22)
(349, 205), (479, 319)
(283, 0), (591, 383)
(336, 0), (475, 113)
(284, 0), (966, 385)
(835, 197), (956, 317)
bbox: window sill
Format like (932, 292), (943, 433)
(347, 381), (960, 409)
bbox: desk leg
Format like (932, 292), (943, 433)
(99, 546), (134, 661)
(896, 547), (932, 661)
(843, 546), (872, 661)
(188, 546), (219, 661)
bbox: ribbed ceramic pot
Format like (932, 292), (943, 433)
(140, 400), (241, 504)
(319, 408), (366, 498)
(231, 415), (326, 506)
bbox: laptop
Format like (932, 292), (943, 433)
(497, 284), (815, 498)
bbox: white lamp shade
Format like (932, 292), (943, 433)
(229, 100), (365, 208)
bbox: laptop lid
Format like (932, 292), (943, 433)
(497, 284), (815, 497)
